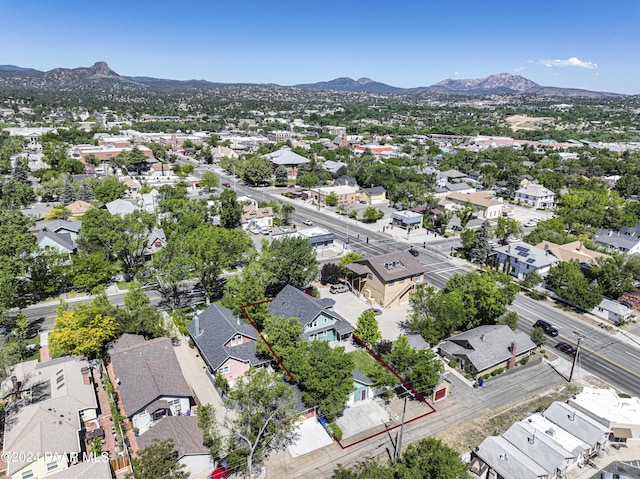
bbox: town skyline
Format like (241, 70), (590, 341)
(2, 0), (638, 95)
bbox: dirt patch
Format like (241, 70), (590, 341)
(505, 114), (558, 131)
(435, 383), (580, 453)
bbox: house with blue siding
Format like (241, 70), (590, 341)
(269, 285), (353, 342)
(349, 369), (374, 404)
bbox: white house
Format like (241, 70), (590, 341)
(494, 241), (558, 280)
(515, 183), (556, 210)
(591, 298), (636, 324)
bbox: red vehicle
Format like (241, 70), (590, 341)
(288, 184), (296, 188)
(222, 182), (231, 187)
(555, 341), (577, 356)
(210, 460), (232, 479)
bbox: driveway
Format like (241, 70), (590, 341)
(319, 285), (407, 341)
(335, 400), (391, 439)
(287, 417), (333, 458)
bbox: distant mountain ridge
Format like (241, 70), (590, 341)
(0, 62), (625, 98)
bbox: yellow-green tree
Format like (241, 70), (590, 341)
(49, 302), (118, 358)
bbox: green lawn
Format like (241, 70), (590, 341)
(117, 280), (132, 290)
(348, 349), (386, 378)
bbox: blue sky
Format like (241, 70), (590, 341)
(2, 0), (638, 94)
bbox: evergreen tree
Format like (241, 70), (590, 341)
(77, 181), (94, 202)
(60, 179), (76, 205)
(12, 157), (30, 184)
(469, 220), (491, 264)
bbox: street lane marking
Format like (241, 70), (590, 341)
(625, 351), (640, 360)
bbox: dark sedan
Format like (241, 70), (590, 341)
(555, 341), (577, 356)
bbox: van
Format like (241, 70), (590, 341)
(534, 319), (558, 337)
(330, 284), (348, 294)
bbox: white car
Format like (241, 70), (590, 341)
(302, 219), (313, 226)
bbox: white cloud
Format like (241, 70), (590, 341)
(454, 71), (460, 76)
(514, 67), (525, 72)
(538, 57), (598, 69)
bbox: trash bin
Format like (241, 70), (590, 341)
(478, 378), (484, 387)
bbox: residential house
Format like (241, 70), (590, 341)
(348, 369), (374, 404)
(143, 227), (167, 259)
(345, 251), (426, 308)
(269, 285), (353, 342)
(137, 416), (212, 478)
(121, 176), (142, 195)
(139, 189), (160, 213)
(108, 334), (193, 435)
(333, 177), (358, 188)
(445, 191), (504, 220)
(494, 241), (558, 280)
(2, 357), (100, 479)
(322, 160), (347, 175)
(285, 226), (337, 250)
(359, 186), (387, 205)
(568, 387), (640, 443)
(500, 421), (575, 478)
(535, 240), (609, 265)
(593, 224), (640, 255)
(105, 199), (138, 217)
(591, 298), (636, 324)
(441, 169), (469, 183)
(66, 200), (94, 219)
(471, 435), (552, 479)
(309, 185), (359, 205)
(187, 304), (268, 385)
(514, 183), (556, 210)
(34, 219), (82, 241)
(543, 401), (611, 458)
(524, 413), (590, 462)
(241, 204), (273, 231)
(390, 210), (423, 230)
(37, 228), (76, 254)
(44, 461), (112, 479)
(211, 145), (238, 163)
(264, 148), (309, 179)
(434, 181), (477, 198)
(438, 325), (536, 377)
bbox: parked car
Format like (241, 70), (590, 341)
(534, 319), (559, 337)
(261, 228), (271, 235)
(210, 459), (232, 479)
(222, 182), (231, 187)
(330, 284), (348, 294)
(280, 226), (291, 233)
(288, 185), (296, 189)
(555, 341), (577, 356)
(366, 307), (382, 316)
(302, 219), (313, 226)
(524, 221), (536, 228)
(408, 248), (419, 257)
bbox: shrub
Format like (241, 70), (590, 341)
(519, 357), (529, 365)
(329, 420), (343, 441)
(448, 359), (458, 368)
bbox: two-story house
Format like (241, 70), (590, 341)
(187, 304), (269, 385)
(269, 285), (353, 342)
(515, 183), (556, 210)
(345, 251), (427, 308)
(494, 241), (558, 280)
(2, 357), (109, 479)
(593, 224), (640, 255)
(108, 334), (193, 435)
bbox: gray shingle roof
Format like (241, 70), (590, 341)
(349, 251), (426, 283)
(187, 304), (264, 371)
(37, 229), (75, 252)
(502, 421), (572, 473)
(269, 285), (352, 335)
(40, 460), (112, 479)
(363, 186), (386, 195)
(105, 198), (138, 216)
(109, 335), (192, 417)
(495, 241), (558, 269)
(266, 148), (310, 166)
(439, 325), (536, 372)
(474, 435), (550, 479)
(137, 416), (209, 458)
(543, 401), (611, 445)
(594, 224), (640, 251)
(351, 368), (373, 386)
(38, 219), (81, 234)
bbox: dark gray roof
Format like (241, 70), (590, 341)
(442, 169), (468, 179)
(351, 368), (373, 386)
(363, 186), (386, 195)
(187, 304), (264, 370)
(109, 335), (192, 417)
(349, 251), (426, 283)
(439, 325), (536, 372)
(543, 401), (611, 446)
(406, 334), (430, 351)
(594, 224), (640, 250)
(266, 148), (310, 166)
(474, 435), (550, 479)
(137, 416), (209, 458)
(37, 219), (81, 234)
(502, 421), (572, 473)
(445, 182), (473, 192)
(37, 229), (75, 252)
(269, 285), (352, 334)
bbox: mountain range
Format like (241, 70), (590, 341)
(0, 62), (624, 98)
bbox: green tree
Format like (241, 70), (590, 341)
(220, 261), (269, 320)
(121, 282), (166, 337)
(521, 270), (542, 290)
(280, 202), (295, 224)
(200, 172), (219, 192)
(468, 220), (492, 264)
(219, 189), (243, 229)
(129, 439), (188, 479)
(11, 157), (30, 184)
(361, 207), (384, 223)
(494, 217), (522, 245)
(92, 176), (127, 203)
(590, 255), (636, 299)
(256, 315), (304, 363)
(298, 173), (319, 192)
(456, 201), (477, 228)
(531, 326), (547, 347)
(395, 437), (471, 479)
(497, 311), (519, 330)
(324, 191), (339, 206)
(274, 165), (289, 185)
(407, 285), (464, 344)
(241, 155), (273, 186)
(197, 404), (222, 460)
(226, 368), (298, 476)
(320, 263), (343, 285)
(546, 260), (603, 309)
(260, 236), (318, 296)
(354, 310), (382, 346)
(338, 252), (364, 275)
(49, 301), (118, 358)
(69, 252), (119, 291)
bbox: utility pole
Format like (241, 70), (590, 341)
(395, 395), (409, 461)
(569, 332), (585, 382)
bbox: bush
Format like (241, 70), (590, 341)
(465, 373), (473, 379)
(519, 357), (529, 365)
(329, 420), (343, 441)
(448, 359), (458, 368)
